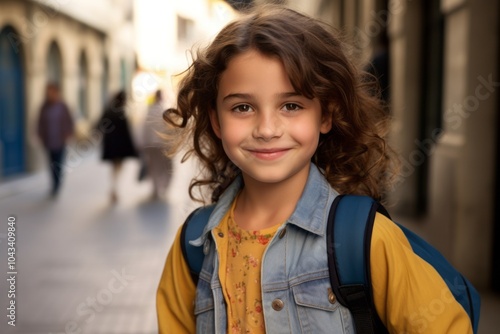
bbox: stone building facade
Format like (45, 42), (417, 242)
(0, 0), (136, 177)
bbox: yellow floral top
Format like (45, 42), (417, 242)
(214, 199), (281, 334)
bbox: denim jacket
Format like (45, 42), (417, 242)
(190, 164), (355, 333)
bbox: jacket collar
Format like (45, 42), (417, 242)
(200, 163), (337, 241)
(287, 164), (337, 235)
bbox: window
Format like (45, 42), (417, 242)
(177, 15), (195, 45)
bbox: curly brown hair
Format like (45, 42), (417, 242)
(164, 5), (399, 203)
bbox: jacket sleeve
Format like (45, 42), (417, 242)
(157, 226), (197, 334)
(370, 213), (473, 334)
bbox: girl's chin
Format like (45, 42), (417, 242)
(239, 165), (310, 186)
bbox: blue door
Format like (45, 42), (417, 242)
(0, 26), (25, 177)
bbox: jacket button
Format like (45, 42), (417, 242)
(218, 232), (224, 238)
(272, 299), (284, 311)
(278, 228), (286, 239)
(203, 239), (210, 255)
(328, 288), (336, 304)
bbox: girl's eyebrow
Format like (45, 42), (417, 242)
(222, 93), (253, 102)
(222, 92), (301, 102)
(277, 92), (301, 98)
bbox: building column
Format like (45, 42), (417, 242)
(388, 0), (423, 215)
(428, 0), (499, 288)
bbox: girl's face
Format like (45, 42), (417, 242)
(211, 50), (332, 186)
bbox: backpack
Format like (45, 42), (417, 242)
(180, 195), (481, 334)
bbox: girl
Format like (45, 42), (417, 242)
(157, 5), (473, 334)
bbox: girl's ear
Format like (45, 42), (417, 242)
(209, 109), (222, 138)
(320, 111), (333, 134)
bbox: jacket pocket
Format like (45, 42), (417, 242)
(292, 278), (350, 333)
(194, 278), (215, 334)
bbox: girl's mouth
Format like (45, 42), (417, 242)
(247, 148), (290, 160)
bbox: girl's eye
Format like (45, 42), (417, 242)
(232, 104), (253, 113)
(282, 103), (302, 112)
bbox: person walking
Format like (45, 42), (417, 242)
(37, 82), (74, 197)
(97, 90), (138, 203)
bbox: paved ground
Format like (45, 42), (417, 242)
(0, 151), (198, 334)
(0, 150), (499, 333)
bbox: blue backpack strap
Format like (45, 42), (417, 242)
(327, 194), (389, 334)
(328, 195), (481, 334)
(180, 205), (215, 284)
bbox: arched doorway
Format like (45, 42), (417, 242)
(0, 26), (25, 177)
(120, 58), (127, 91)
(47, 41), (62, 85)
(102, 56), (109, 107)
(78, 51), (89, 118)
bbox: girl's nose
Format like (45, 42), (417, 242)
(252, 110), (283, 141)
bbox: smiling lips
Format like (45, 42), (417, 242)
(247, 148), (291, 160)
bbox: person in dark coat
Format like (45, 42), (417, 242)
(37, 82), (74, 197)
(98, 90), (137, 203)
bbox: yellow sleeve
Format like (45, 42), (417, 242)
(156, 226), (196, 334)
(370, 213), (473, 334)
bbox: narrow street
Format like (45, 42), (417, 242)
(0, 150), (198, 334)
(0, 149), (499, 333)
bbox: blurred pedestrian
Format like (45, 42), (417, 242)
(141, 89), (174, 200)
(97, 90), (138, 203)
(37, 82), (74, 197)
